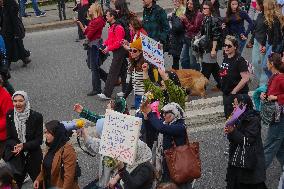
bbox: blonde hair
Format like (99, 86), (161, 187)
(88, 2), (103, 19)
(263, 0), (283, 28)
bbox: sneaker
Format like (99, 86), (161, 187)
(98, 93), (111, 100)
(23, 175), (30, 183)
(117, 92), (125, 97)
(22, 57), (31, 67)
(36, 12), (46, 17)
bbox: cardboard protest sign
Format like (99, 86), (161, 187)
(141, 33), (165, 70)
(99, 109), (142, 165)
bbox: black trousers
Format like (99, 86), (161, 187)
(57, 0), (66, 20)
(77, 4), (89, 39)
(172, 55), (180, 70)
(103, 47), (128, 97)
(201, 62), (221, 88)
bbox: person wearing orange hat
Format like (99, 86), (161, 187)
(123, 38), (145, 109)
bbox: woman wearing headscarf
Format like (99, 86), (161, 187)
(141, 102), (191, 189)
(33, 120), (79, 189)
(224, 94), (267, 189)
(5, 91), (43, 188)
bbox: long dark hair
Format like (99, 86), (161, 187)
(256, 0), (264, 12)
(225, 0), (241, 22)
(185, 0), (201, 20)
(268, 53), (284, 73)
(114, 0), (130, 19)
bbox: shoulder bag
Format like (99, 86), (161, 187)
(164, 130), (201, 184)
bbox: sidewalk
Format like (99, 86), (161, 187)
(23, 0), (174, 32)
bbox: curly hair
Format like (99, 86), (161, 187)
(263, 0), (283, 28)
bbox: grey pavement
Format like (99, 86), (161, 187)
(23, 0), (174, 31)
(9, 26), (280, 189)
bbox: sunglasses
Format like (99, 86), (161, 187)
(224, 43), (233, 48)
(129, 49), (139, 53)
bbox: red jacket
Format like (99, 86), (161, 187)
(103, 23), (125, 52)
(0, 87), (13, 141)
(84, 16), (106, 42)
(267, 73), (284, 105)
(181, 12), (204, 39)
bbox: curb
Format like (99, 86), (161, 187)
(25, 7), (174, 32)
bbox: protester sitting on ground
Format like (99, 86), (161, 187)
(224, 94), (267, 189)
(259, 53), (284, 170)
(0, 78), (13, 158)
(219, 35), (250, 118)
(142, 63), (187, 109)
(4, 91), (43, 188)
(0, 165), (18, 189)
(76, 2), (107, 97)
(141, 102), (191, 188)
(33, 120), (79, 189)
(106, 140), (154, 189)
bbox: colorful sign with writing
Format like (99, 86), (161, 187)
(99, 110), (142, 165)
(141, 33), (165, 70)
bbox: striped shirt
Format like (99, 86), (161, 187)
(132, 69), (145, 96)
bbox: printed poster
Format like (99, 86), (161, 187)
(99, 109), (142, 165)
(141, 33), (165, 70)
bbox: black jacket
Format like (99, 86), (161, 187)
(0, 0), (25, 39)
(267, 17), (282, 53)
(5, 109), (43, 179)
(252, 12), (267, 47)
(120, 162), (154, 189)
(226, 110), (266, 186)
(201, 16), (223, 52)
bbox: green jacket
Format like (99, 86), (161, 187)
(142, 3), (170, 44)
(144, 78), (187, 109)
(79, 108), (104, 123)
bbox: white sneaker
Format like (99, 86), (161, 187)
(98, 93), (111, 100)
(117, 92), (125, 97)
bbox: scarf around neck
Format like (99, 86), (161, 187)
(12, 91), (31, 143)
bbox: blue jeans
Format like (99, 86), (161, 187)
(251, 39), (266, 85)
(259, 43), (272, 86)
(180, 40), (200, 70)
(19, 0), (41, 16)
(236, 35), (246, 55)
(134, 95), (142, 110)
(264, 116), (284, 169)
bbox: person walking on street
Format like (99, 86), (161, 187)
(0, 0), (31, 68)
(57, 0), (66, 21)
(219, 35), (250, 118)
(18, 0), (46, 17)
(223, 0), (254, 54)
(259, 53), (284, 170)
(0, 80), (13, 159)
(98, 9), (128, 100)
(4, 91), (43, 188)
(142, 0), (170, 47)
(200, 1), (222, 88)
(73, 0), (89, 41)
(76, 2), (107, 96)
(179, 0), (203, 70)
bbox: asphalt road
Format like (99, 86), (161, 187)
(8, 27), (280, 188)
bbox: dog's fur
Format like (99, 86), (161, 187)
(170, 69), (209, 97)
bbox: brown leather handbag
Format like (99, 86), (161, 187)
(164, 132), (201, 184)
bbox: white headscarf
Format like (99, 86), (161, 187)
(161, 102), (185, 125)
(12, 91), (30, 143)
(126, 140), (152, 173)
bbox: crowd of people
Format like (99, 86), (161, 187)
(0, 0), (284, 188)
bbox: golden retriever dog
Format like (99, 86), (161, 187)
(170, 69), (209, 97)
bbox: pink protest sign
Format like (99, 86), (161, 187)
(99, 110), (142, 165)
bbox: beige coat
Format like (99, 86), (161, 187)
(36, 142), (80, 189)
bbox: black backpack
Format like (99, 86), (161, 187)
(116, 17), (131, 42)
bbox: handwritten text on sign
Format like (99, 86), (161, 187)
(99, 110), (142, 165)
(141, 33), (165, 70)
